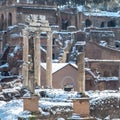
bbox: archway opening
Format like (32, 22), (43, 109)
(101, 22), (105, 27)
(8, 13), (12, 26)
(1, 14), (4, 30)
(85, 19), (92, 27)
(107, 20), (116, 27)
(61, 18), (71, 30)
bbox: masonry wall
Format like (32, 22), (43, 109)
(85, 42), (120, 60)
(0, 7), (17, 30)
(85, 60), (120, 90)
(53, 65), (78, 90)
(17, 6), (58, 25)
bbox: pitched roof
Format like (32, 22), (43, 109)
(41, 63), (78, 74)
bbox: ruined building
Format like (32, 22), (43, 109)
(0, 0), (120, 31)
(0, 0), (120, 90)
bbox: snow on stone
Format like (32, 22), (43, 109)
(9, 53), (14, 57)
(98, 77), (119, 81)
(8, 25), (18, 30)
(0, 63), (9, 69)
(84, 11), (120, 17)
(86, 90), (120, 104)
(14, 46), (21, 53)
(77, 5), (89, 12)
(0, 89), (120, 119)
(0, 99), (23, 120)
(40, 46), (47, 53)
(9, 46), (21, 58)
(10, 33), (22, 38)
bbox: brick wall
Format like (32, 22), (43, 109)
(85, 42), (120, 60)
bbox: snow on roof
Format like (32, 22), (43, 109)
(84, 11), (120, 17)
(77, 5), (89, 12)
(22, 6), (57, 11)
(41, 63), (77, 73)
(86, 59), (120, 62)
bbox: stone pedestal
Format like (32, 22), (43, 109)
(73, 97), (90, 117)
(23, 95), (39, 113)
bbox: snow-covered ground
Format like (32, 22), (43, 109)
(0, 89), (120, 120)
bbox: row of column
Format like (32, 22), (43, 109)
(22, 29), (52, 92)
(22, 27), (86, 93)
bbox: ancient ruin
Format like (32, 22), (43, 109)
(0, 0), (120, 119)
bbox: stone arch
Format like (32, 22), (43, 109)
(1, 14), (4, 30)
(8, 13), (12, 26)
(85, 19), (92, 27)
(61, 76), (75, 88)
(107, 20), (116, 27)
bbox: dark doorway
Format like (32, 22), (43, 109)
(107, 20), (116, 27)
(1, 14), (4, 30)
(85, 19), (92, 27)
(8, 13), (12, 26)
(61, 18), (70, 30)
(101, 22), (105, 27)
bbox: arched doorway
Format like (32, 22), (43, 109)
(61, 18), (71, 30)
(100, 22), (105, 27)
(85, 19), (92, 27)
(8, 13), (12, 26)
(61, 76), (75, 91)
(1, 14), (4, 30)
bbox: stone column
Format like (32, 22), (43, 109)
(22, 29), (29, 87)
(46, 31), (52, 88)
(34, 30), (41, 87)
(77, 52), (85, 93)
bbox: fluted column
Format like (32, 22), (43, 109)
(22, 29), (29, 87)
(77, 52), (85, 93)
(46, 31), (52, 88)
